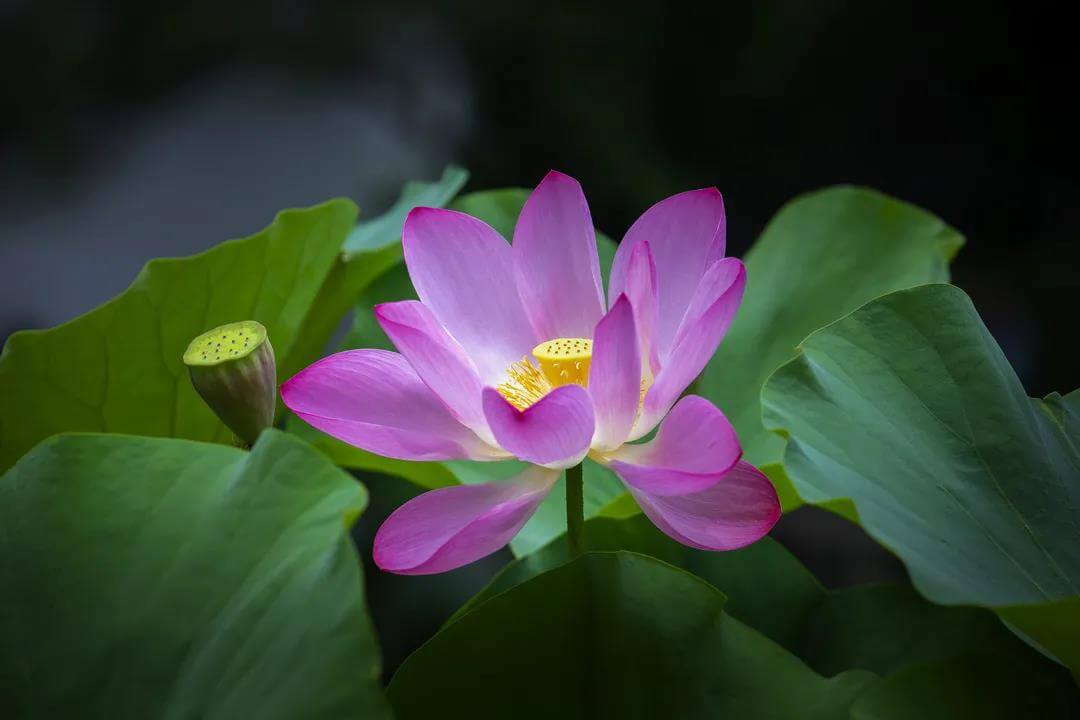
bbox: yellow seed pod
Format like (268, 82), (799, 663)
(531, 337), (592, 387)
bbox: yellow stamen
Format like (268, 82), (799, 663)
(496, 358), (554, 411)
(496, 337), (593, 410)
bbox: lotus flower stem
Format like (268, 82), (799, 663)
(566, 462), (585, 557)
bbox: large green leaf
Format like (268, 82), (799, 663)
(0, 430), (388, 719)
(0, 200), (358, 472)
(451, 513), (1044, 679)
(388, 552), (874, 719)
(699, 186), (963, 510)
(761, 283), (1080, 672)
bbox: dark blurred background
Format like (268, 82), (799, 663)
(3, 0), (1076, 677)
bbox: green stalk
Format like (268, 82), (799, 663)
(565, 462), (585, 557)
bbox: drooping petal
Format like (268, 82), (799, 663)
(374, 466), (558, 575)
(635, 258), (746, 438)
(609, 188), (726, 359)
(621, 240), (660, 377)
(588, 295), (641, 451)
(282, 350), (502, 461)
(513, 171), (605, 339)
(482, 384), (594, 468)
(629, 461), (781, 551)
(607, 395), (740, 495)
(375, 300), (491, 442)
(403, 207), (538, 383)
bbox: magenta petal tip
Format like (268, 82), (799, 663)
(630, 460), (781, 552)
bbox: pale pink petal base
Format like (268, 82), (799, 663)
(482, 384), (595, 469)
(374, 467), (558, 574)
(282, 350), (501, 461)
(607, 395), (740, 495)
(629, 461), (781, 551)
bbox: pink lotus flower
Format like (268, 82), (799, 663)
(283, 171), (780, 574)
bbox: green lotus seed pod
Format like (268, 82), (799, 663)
(183, 320), (276, 446)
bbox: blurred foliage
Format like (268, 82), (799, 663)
(2, 0), (1075, 395)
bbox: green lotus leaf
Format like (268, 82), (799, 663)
(699, 186), (963, 510)
(0, 430), (388, 719)
(388, 552), (875, 719)
(762, 283), (1080, 672)
(0, 200), (358, 471)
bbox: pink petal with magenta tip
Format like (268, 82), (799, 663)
(630, 460), (781, 551)
(403, 207), (538, 384)
(482, 384), (595, 468)
(588, 295), (641, 451)
(608, 395), (740, 495)
(282, 350), (501, 461)
(513, 170), (605, 340)
(374, 466), (558, 575)
(621, 241), (661, 377)
(609, 187), (726, 359)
